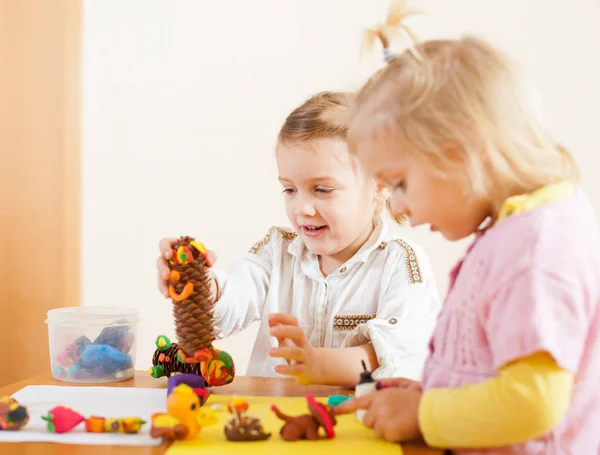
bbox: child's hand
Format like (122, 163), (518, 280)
(334, 387), (423, 443)
(268, 313), (300, 365)
(156, 237), (218, 298)
(268, 313), (323, 385)
(377, 377), (422, 391)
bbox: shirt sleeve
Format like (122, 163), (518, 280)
(341, 242), (441, 380)
(210, 228), (280, 338)
(419, 352), (574, 448)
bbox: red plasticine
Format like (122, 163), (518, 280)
(42, 406), (85, 433)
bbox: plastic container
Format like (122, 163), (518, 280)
(46, 306), (139, 383)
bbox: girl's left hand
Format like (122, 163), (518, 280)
(267, 313), (323, 385)
(334, 387), (423, 443)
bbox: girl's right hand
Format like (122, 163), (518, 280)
(376, 377), (422, 391)
(156, 237), (218, 298)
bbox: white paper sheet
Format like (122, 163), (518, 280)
(0, 385), (167, 446)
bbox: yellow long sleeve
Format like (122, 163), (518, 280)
(419, 352), (574, 449)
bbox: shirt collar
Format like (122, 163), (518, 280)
(495, 180), (575, 224)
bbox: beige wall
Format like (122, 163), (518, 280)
(0, 0), (81, 386)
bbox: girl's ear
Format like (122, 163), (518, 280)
(375, 183), (390, 201)
(373, 183), (390, 211)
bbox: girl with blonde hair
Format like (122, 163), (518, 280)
(336, 2), (600, 453)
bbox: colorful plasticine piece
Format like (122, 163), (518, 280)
(85, 416), (146, 434)
(150, 384), (218, 441)
(167, 374), (209, 405)
(227, 397), (249, 415)
(149, 335), (204, 379)
(271, 393), (337, 441)
(55, 332), (134, 381)
(178, 346), (235, 387)
(165, 238), (235, 386)
(93, 323), (135, 354)
(326, 394), (353, 407)
(80, 344), (133, 374)
(42, 406), (86, 433)
(0, 396), (29, 431)
(56, 336), (92, 368)
(150, 413), (190, 440)
(224, 397), (271, 442)
(54, 322), (136, 382)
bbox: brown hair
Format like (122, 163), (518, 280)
(278, 91), (353, 144)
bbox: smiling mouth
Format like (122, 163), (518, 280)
(302, 225), (327, 237)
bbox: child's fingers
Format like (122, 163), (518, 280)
(267, 316), (286, 346)
(268, 346), (306, 363)
(275, 334), (287, 347)
(269, 326), (308, 347)
(275, 363), (306, 376)
(158, 272), (169, 298)
(156, 254), (171, 297)
(159, 238), (176, 258)
(363, 408), (380, 429)
(377, 377), (421, 390)
(157, 255), (171, 280)
(372, 419), (384, 437)
(276, 336), (298, 363)
(279, 337), (297, 348)
(268, 314), (281, 328)
(268, 313), (299, 327)
(333, 394), (373, 414)
(205, 250), (217, 267)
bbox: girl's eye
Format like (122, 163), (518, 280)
(394, 181), (405, 191)
(282, 188), (295, 194)
(315, 187), (333, 194)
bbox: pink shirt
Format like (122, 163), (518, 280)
(422, 191), (600, 454)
